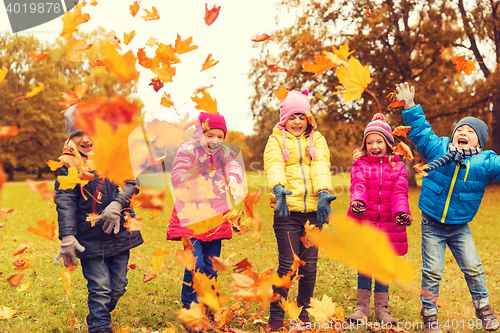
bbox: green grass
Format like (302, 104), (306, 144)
(1, 172), (499, 332)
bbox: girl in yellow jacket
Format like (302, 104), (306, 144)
(264, 89), (336, 331)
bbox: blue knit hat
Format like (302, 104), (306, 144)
(452, 117), (489, 148)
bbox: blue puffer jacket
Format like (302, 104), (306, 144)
(54, 145), (143, 259)
(403, 105), (500, 224)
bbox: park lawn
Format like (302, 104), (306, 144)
(0, 171), (499, 332)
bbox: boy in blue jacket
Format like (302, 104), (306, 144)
(53, 105), (143, 333)
(396, 82), (499, 333)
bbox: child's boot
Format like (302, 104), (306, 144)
(267, 318), (285, 332)
(374, 292), (396, 324)
(421, 308), (442, 333)
(347, 289), (371, 323)
(476, 305), (499, 331)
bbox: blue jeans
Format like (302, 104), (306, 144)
(80, 250), (130, 333)
(181, 238), (222, 308)
(358, 272), (389, 293)
(420, 212), (489, 316)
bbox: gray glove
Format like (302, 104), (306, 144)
(96, 201), (123, 234)
(395, 82), (416, 109)
(54, 235), (85, 267)
(273, 185), (292, 218)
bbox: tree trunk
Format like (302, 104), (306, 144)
(490, 95), (500, 154)
(37, 167), (43, 180)
(7, 165), (14, 181)
(405, 159), (418, 187)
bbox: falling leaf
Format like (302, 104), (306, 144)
(413, 163), (428, 177)
(177, 302), (211, 330)
(123, 30), (136, 45)
(7, 273), (24, 287)
(142, 6), (160, 21)
(149, 77), (164, 92)
(192, 271), (231, 312)
(252, 210), (262, 243)
(129, 1), (139, 17)
(103, 41), (139, 83)
(175, 237), (196, 271)
(174, 34), (198, 54)
(58, 83), (88, 108)
(191, 90), (217, 114)
(124, 212), (143, 232)
(89, 59), (104, 67)
(13, 242), (34, 256)
(142, 273), (156, 283)
(306, 216), (413, 285)
(366, 6), (371, 18)
(193, 85), (213, 95)
(233, 258), (252, 273)
(0, 306), (18, 319)
(137, 48), (153, 69)
(243, 192), (260, 218)
(329, 42), (355, 63)
(303, 54), (336, 77)
(146, 118), (186, 149)
(57, 167), (85, 190)
(66, 35), (92, 63)
(28, 51), (49, 61)
(280, 299), (303, 320)
(12, 83), (44, 106)
(13, 258), (33, 271)
(273, 85), (288, 101)
(160, 92), (174, 108)
(204, 3), (221, 26)
(128, 263), (137, 269)
(130, 188), (166, 210)
(90, 0), (98, 5)
(0, 126), (18, 139)
(0, 66), (7, 84)
(28, 219), (57, 241)
(452, 55), (476, 75)
(151, 63), (176, 83)
(251, 33), (270, 42)
(60, 1), (90, 37)
(201, 54), (219, 72)
(146, 36), (157, 47)
(26, 179), (54, 201)
(393, 126), (411, 137)
(307, 294), (343, 322)
(210, 254), (234, 272)
(393, 142), (414, 161)
(388, 100), (406, 109)
(86, 213), (99, 227)
(334, 57), (372, 103)
(315, 92), (326, 102)
(264, 51), (288, 72)
(60, 268), (72, 296)
(151, 254), (164, 274)
(17, 279), (32, 292)
(153, 247), (170, 256)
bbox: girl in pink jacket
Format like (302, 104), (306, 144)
(346, 113), (412, 325)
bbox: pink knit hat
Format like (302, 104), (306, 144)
(195, 112), (227, 138)
(363, 113), (394, 149)
(276, 89), (317, 161)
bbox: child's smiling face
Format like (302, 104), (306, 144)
(285, 113), (308, 137)
(365, 133), (387, 157)
(200, 128), (225, 155)
(71, 133), (93, 156)
(452, 125), (479, 149)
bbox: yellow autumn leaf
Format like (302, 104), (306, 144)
(335, 57), (372, 103)
(57, 167), (88, 190)
(151, 255), (164, 274)
(26, 83), (44, 98)
(330, 41), (355, 62)
(146, 36), (158, 47)
(102, 41), (139, 83)
(60, 268), (71, 297)
(307, 294), (341, 322)
(191, 90), (217, 114)
(0, 66), (8, 84)
(280, 299), (303, 320)
(193, 271), (231, 312)
(0, 306), (18, 319)
(306, 216), (413, 285)
(123, 30), (136, 45)
(17, 279), (32, 292)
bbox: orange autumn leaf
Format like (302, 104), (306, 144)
(123, 30), (136, 45)
(11, 83), (44, 106)
(152, 63), (176, 83)
(0, 126), (18, 139)
(264, 51), (288, 73)
(128, 263), (137, 269)
(146, 36), (158, 47)
(174, 34), (198, 55)
(28, 219), (57, 240)
(393, 142), (414, 161)
(302, 54), (336, 77)
(26, 179), (54, 201)
(251, 33), (270, 42)
(13, 258), (33, 271)
(60, 268), (72, 296)
(90, 0), (98, 5)
(192, 271), (231, 312)
(66, 35), (92, 62)
(147, 118), (186, 149)
(388, 100), (406, 109)
(130, 188), (166, 210)
(210, 254), (234, 272)
(243, 192), (260, 218)
(177, 302), (211, 330)
(149, 77), (164, 92)
(86, 212), (99, 227)
(328, 42), (355, 63)
(204, 3), (221, 26)
(452, 55), (476, 75)
(191, 90), (217, 114)
(59, 83), (88, 108)
(201, 54), (219, 72)
(0, 66), (8, 84)
(413, 163), (429, 177)
(60, 1), (90, 37)
(129, 0), (139, 17)
(193, 85), (213, 95)
(154, 247), (170, 256)
(103, 41), (139, 83)
(143, 273), (156, 283)
(13, 241), (34, 256)
(252, 210), (262, 243)
(7, 273), (24, 287)
(142, 6), (160, 21)
(160, 92), (174, 108)
(46, 160), (64, 171)
(273, 85), (288, 101)
(89, 59), (104, 67)
(392, 125), (411, 137)
(28, 50), (49, 61)
(154, 42), (181, 64)
(124, 212), (143, 232)
(233, 258), (252, 273)
(176, 237), (196, 271)
(137, 48), (153, 69)
(334, 57), (372, 103)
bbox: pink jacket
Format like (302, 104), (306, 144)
(347, 154), (410, 256)
(167, 141), (243, 242)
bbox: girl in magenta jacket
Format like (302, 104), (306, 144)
(346, 113), (412, 324)
(166, 111), (243, 311)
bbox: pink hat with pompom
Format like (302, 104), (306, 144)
(363, 113), (394, 149)
(276, 89), (317, 161)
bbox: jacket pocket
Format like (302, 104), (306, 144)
(426, 181), (444, 195)
(458, 192), (481, 201)
(421, 213), (435, 226)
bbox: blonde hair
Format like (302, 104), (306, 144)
(352, 146), (396, 168)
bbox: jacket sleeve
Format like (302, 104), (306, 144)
(170, 145), (194, 187)
(391, 163), (411, 218)
(222, 148), (244, 183)
(350, 160), (368, 205)
(402, 104), (448, 161)
(54, 166), (79, 239)
(486, 152), (500, 181)
(311, 132), (333, 194)
(114, 179), (140, 208)
(263, 135), (287, 190)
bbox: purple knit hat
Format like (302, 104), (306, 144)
(276, 89), (317, 161)
(363, 113), (394, 149)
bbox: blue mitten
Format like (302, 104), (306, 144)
(317, 191), (337, 223)
(273, 185), (292, 217)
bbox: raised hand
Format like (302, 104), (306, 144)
(395, 82), (416, 109)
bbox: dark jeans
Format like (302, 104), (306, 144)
(80, 250), (130, 333)
(181, 238), (222, 308)
(270, 212), (322, 320)
(357, 272), (389, 293)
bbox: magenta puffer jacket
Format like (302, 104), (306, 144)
(347, 154), (410, 256)
(167, 141), (243, 242)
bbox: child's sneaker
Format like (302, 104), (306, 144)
(422, 314), (442, 333)
(476, 305), (499, 331)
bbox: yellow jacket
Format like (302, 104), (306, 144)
(264, 126), (333, 213)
